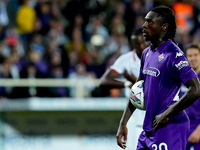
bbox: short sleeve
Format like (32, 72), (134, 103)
(170, 52), (197, 84)
(110, 54), (126, 74)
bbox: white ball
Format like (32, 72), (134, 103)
(129, 80), (146, 110)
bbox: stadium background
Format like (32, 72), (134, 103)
(0, 0), (200, 149)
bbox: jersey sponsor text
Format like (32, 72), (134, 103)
(143, 67), (160, 77)
(175, 61), (188, 70)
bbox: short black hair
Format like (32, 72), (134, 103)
(185, 44), (200, 53)
(130, 28), (143, 39)
(132, 28), (143, 36)
(128, 28), (143, 46)
(151, 6), (177, 42)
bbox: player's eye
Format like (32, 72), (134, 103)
(147, 19), (153, 24)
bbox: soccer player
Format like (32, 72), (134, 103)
(116, 6), (200, 150)
(180, 44), (200, 150)
(99, 28), (149, 150)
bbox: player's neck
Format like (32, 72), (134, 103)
(151, 40), (166, 51)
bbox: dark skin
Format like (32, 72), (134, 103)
(116, 11), (200, 149)
(99, 33), (149, 89)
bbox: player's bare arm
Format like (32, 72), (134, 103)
(153, 77), (200, 131)
(123, 70), (137, 84)
(188, 124), (200, 143)
(100, 69), (131, 89)
(116, 100), (136, 149)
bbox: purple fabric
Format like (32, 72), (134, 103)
(139, 39), (197, 133)
(137, 111), (189, 149)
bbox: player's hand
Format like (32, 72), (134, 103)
(116, 124), (128, 149)
(152, 113), (169, 132)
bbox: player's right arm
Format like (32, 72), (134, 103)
(116, 100), (136, 149)
(99, 68), (131, 89)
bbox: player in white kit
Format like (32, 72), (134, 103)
(99, 28), (149, 150)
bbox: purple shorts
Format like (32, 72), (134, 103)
(137, 112), (190, 150)
(186, 142), (200, 150)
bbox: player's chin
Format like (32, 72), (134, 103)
(143, 36), (150, 41)
(191, 63), (197, 69)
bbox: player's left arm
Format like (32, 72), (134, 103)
(188, 124), (200, 143)
(153, 77), (200, 131)
(116, 100), (137, 149)
(123, 70), (137, 84)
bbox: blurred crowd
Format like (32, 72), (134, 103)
(0, 0), (200, 99)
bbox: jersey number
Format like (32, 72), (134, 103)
(152, 142), (168, 150)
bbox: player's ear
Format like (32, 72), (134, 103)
(162, 23), (168, 32)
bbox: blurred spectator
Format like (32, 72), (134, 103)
(189, 0), (200, 37)
(106, 15), (130, 56)
(84, 43), (107, 78)
(2, 56), (19, 79)
(0, 57), (21, 98)
(50, 2), (69, 30)
(73, 14), (84, 31)
(123, 0), (146, 37)
(20, 62), (49, 98)
(85, 15), (109, 41)
(2, 35), (25, 58)
(47, 17), (69, 47)
(48, 65), (69, 97)
(9, 49), (26, 74)
(62, 0), (103, 41)
(27, 48), (48, 76)
(16, 0), (36, 33)
(134, 16), (145, 30)
(68, 63), (96, 97)
(0, 24), (6, 41)
(65, 27), (88, 74)
(144, 0), (155, 12)
(47, 50), (62, 73)
(33, 18), (43, 34)
(172, 0), (194, 33)
(176, 32), (193, 53)
(0, 0), (9, 27)
(16, 0), (36, 49)
(1, 27), (25, 62)
(44, 40), (69, 77)
(0, 41), (6, 64)
(6, 0), (20, 28)
(35, 2), (51, 35)
(30, 33), (45, 55)
(103, 1), (126, 33)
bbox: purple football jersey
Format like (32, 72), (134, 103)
(139, 39), (197, 133)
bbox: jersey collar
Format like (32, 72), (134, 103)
(150, 39), (172, 52)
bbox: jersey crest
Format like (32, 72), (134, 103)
(158, 53), (164, 62)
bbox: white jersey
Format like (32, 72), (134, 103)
(110, 50), (141, 79)
(110, 50), (145, 150)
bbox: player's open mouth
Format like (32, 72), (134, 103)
(143, 33), (147, 36)
(142, 30), (148, 36)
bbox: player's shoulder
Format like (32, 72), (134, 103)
(118, 51), (134, 59)
(141, 46), (150, 58)
(167, 42), (185, 58)
(143, 46), (150, 53)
